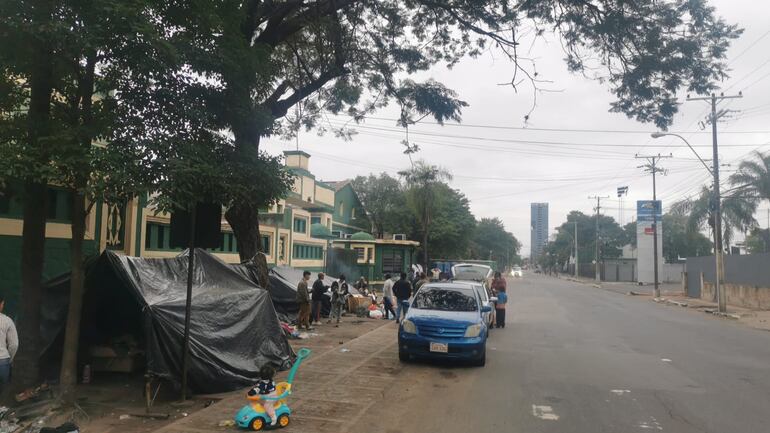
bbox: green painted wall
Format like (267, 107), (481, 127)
(0, 235), (98, 318)
(333, 184), (367, 232)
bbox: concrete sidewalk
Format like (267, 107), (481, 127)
(560, 275), (682, 296)
(652, 294), (770, 332)
(153, 317), (400, 433)
(552, 274), (770, 332)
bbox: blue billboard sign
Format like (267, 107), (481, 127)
(637, 200), (662, 222)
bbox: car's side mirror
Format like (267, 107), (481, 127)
(481, 305), (492, 313)
(489, 297), (498, 303)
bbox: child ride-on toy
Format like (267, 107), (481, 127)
(235, 348), (311, 430)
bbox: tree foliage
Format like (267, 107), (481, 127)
(542, 211), (624, 268)
(470, 217), (521, 269)
(670, 186), (757, 252)
(139, 0), (741, 257)
(426, 184), (477, 261)
(660, 215), (712, 262)
(351, 173), (407, 238)
(745, 228), (770, 254)
(399, 161), (452, 266)
(729, 151), (770, 205)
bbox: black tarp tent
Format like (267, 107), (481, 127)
(41, 249), (294, 394)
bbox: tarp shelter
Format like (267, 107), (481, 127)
(41, 249), (294, 394)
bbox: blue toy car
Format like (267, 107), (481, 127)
(235, 348), (311, 430)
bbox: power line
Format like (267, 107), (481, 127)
(728, 29), (770, 66)
(323, 112), (770, 135)
(327, 120), (767, 148)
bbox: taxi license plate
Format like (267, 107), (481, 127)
(429, 342), (448, 353)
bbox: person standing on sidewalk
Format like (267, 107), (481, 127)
(0, 295), (18, 393)
(381, 273), (397, 320)
(311, 272), (328, 325)
(415, 272), (430, 291)
(328, 275), (350, 327)
(393, 272), (413, 323)
(296, 271), (312, 331)
(491, 272), (508, 328)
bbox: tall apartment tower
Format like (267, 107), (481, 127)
(530, 203), (549, 259)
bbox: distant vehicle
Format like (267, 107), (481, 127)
(454, 280), (496, 330)
(398, 283), (491, 366)
(511, 266), (523, 278)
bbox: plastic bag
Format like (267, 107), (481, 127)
(369, 310), (383, 319)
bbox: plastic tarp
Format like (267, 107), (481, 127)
(41, 249), (294, 394)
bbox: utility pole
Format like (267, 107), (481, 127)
(687, 92), (742, 313)
(588, 195), (609, 282)
(574, 221), (578, 278)
(636, 153), (672, 298)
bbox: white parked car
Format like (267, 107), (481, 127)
(511, 266), (523, 277)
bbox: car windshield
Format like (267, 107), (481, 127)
(412, 287), (478, 312)
(452, 265), (492, 281)
(513, 267), (522, 271)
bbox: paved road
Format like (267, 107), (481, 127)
(373, 275), (770, 433)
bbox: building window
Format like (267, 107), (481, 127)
(351, 207), (356, 218)
(293, 217), (307, 234)
(354, 247), (366, 261)
(293, 243), (323, 260)
(261, 235), (270, 253)
(0, 184), (23, 218)
(382, 250), (404, 274)
(0, 185), (75, 221)
(279, 237), (286, 260)
(145, 223), (173, 251)
(367, 247), (374, 262)
(311, 216), (321, 225)
(219, 232), (238, 253)
(276, 204), (284, 213)
(332, 230), (342, 238)
(338, 201), (344, 216)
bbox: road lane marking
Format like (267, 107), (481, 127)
(532, 405), (560, 421)
(661, 358), (672, 362)
(610, 389), (631, 395)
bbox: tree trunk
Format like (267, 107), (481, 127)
(422, 230), (429, 269)
(12, 0), (55, 393)
(14, 183), (48, 392)
(59, 50), (96, 400)
(226, 202), (261, 262)
(59, 192), (86, 399)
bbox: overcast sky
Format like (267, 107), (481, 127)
(261, 0), (770, 256)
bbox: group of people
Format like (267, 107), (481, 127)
(295, 271), (353, 330)
(294, 268), (511, 328)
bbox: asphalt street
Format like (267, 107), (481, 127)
(373, 274), (770, 433)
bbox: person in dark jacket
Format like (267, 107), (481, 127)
(296, 271), (312, 331)
(392, 272), (413, 323)
(311, 273), (328, 324)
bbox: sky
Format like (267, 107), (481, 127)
(260, 0), (770, 257)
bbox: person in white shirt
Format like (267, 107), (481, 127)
(0, 295), (18, 392)
(381, 274), (396, 320)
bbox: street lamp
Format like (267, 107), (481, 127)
(650, 132), (712, 175)
(651, 131), (724, 311)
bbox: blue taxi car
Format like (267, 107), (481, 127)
(398, 283), (491, 366)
